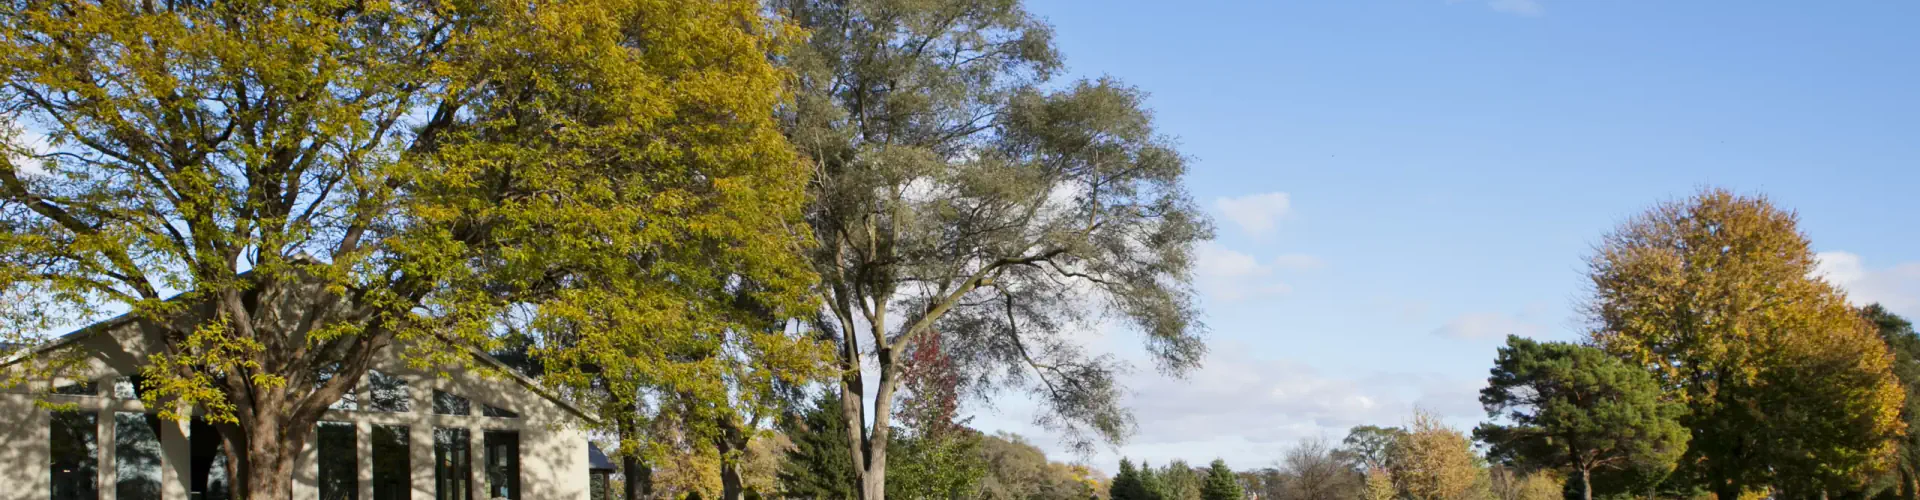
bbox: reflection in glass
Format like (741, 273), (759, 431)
(434, 390), (471, 416)
(112, 376), (146, 400)
(372, 425), (411, 500)
(318, 422), (358, 500)
(190, 418), (231, 500)
(51, 410), (98, 500)
(54, 380), (97, 396)
(369, 371), (409, 412)
(481, 404), (518, 418)
(317, 365), (359, 411)
(485, 431), (521, 500)
(435, 428), (472, 500)
(114, 412), (163, 500)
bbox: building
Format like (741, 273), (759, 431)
(0, 310), (616, 500)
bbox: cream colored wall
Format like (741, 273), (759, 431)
(0, 319), (595, 500)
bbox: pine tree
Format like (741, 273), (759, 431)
(777, 392), (859, 499)
(1202, 459), (1244, 500)
(1113, 458), (1150, 500)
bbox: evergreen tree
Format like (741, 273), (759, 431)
(1140, 462), (1172, 500)
(778, 392), (859, 499)
(1113, 458), (1151, 500)
(1474, 336), (1688, 500)
(1202, 459), (1245, 500)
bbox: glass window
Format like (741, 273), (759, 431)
(114, 412), (163, 500)
(54, 380), (97, 396)
(433, 390), (471, 416)
(190, 418), (231, 500)
(317, 365), (359, 411)
(435, 428), (472, 500)
(369, 371), (409, 413)
(112, 376), (146, 400)
(372, 425), (411, 500)
(51, 410), (98, 500)
(481, 404), (518, 418)
(318, 422), (358, 500)
(484, 431), (520, 500)
(590, 471), (611, 500)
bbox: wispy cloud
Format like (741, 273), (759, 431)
(1118, 348), (1485, 465)
(1214, 192), (1293, 238)
(1432, 311), (1547, 340)
(1194, 243), (1323, 302)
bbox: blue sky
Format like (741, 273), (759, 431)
(966, 0), (1920, 470)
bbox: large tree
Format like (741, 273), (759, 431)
(772, 0), (1212, 498)
(1474, 335), (1688, 500)
(1113, 458), (1154, 500)
(1392, 411), (1483, 500)
(1340, 425), (1408, 471)
(0, 0), (809, 498)
(1200, 459), (1244, 500)
(1587, 189), (1906, 499)
(1283, 438), (1366, 500)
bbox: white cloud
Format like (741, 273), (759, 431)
(1816, 251), (1920, 317)
(1214, 192), (1293, 238)
(1195, 243), (1322, 301)
(1487, 0), (1543, 16)
(1117, 348), (1484, 466)
(1432, 312), (1547, 340)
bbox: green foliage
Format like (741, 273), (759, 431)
(779, 392), (860, 499)
(1864, 304), (1920, 500)
(1201, 459), (1244, 500)
(1474, 336), (1688, 500)
(974, 432), (1108, 499)
(776, 0), (1210, 495)
(1342, 425), (1410, 470)
(0, 0), (814, 496)
(1587, 188), (1905, 496)
(1113, 459), (1153, 500)
(888, 427), (989, 499)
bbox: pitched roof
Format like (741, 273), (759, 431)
(588, 443), (617, 472)
(1, 292), (601, 425)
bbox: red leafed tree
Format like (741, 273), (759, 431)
(897, 329), (967, 438)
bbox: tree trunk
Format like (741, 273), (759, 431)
(622, 455), (652, 500)
(716, 419), (747, 500)
(1902, 465), (1915, 500)
(1579, 469), (1592, 500)
(227, 410), (312, 500)
(1715, 482), (1742, 500)
(855, 348), (903, 500)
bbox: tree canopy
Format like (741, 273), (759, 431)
(1201, 459), (1244, 500)
(0, 0), (812, 497)
(773, 0), (1211, 497)
(1392, 411), (1482, 500)
(1474, 335), (1688, 500)
(1587, 188), (1905, 498)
